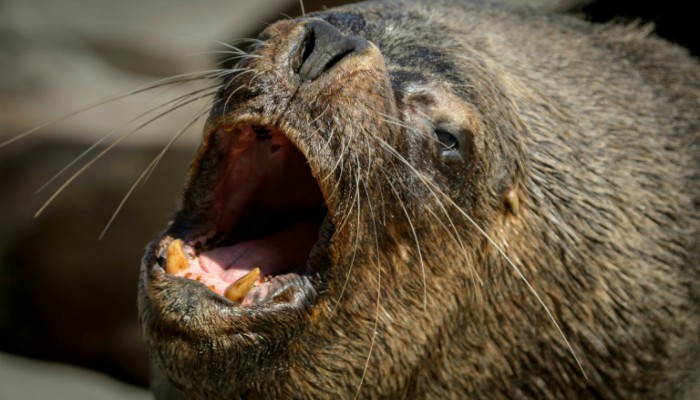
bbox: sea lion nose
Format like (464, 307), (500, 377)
(296, 20), (369, 82)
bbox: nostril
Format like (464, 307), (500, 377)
(300, 29), (316, 68)
(296, 20), (368, 82)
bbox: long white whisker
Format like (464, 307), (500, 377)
(142, 100), (217, 184)
(222, 69), (259, 115)
(321, 127), (343, 182)
(383, 174), (428, 310)
(216, 54), (262, 67)
(354, 180), (381, 399)
(324, 133), (347, 204)
(204, 37), (261, 54)
(35, 85), (219, 194)
(1, 69), (230, 148)
(330, 154), (362, 317)
(373, 130), (584, 376)
(372, 135), (483, 286)
(98, 106), (211, 240)
(34, 92), (210, 218)
(447, 194), (587, 377)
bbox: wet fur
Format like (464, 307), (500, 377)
(138, 0), (699, 398)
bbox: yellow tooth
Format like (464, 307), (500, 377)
(224, 267), (261, 303)
(165, 239), (189, 274)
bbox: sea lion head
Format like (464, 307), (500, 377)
(138, 0), (699, 398)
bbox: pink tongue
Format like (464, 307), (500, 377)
(199, 221), (319, 283)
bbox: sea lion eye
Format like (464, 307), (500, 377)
(434, 125), (464, 162)
(435, 129), (458, 151)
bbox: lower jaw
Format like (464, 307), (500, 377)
(140, 215), (334, 329)
(138, 234), (323, 396)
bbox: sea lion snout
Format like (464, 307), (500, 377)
(296, 19), (370, 82)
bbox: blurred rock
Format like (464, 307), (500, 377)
(0, 137), (194, 385)
(0, 352), (151, 400)
(0, 0), (299, 145)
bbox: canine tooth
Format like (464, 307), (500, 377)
(166, 239), (189, 274)
(224, 267), (261, 303)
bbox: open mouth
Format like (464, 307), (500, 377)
(154, 123), (329, 307)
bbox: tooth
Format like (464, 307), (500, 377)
(224, 267), (261, 303)
(165, 239), (189, 274)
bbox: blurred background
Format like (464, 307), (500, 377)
(0, 0), (693, 398)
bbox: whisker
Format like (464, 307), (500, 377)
(222, 68), (259, 115)
(98, 105), (212, 240)
(334, 151), (363, 238)
(187, 36), (262, 56)
(216, 54), (262, 68)
(34, 91), (212, 218)
(222, 85), (248, 124)
(445, 193), (587, 377)
(320, 126), (340, 180)
(142, 98), (217, 184)
(35, 85), (220, 194)
(246, 69), (268, 89)
(187, 50), (260, 57)
(371, 130), (584, 376)
(1, 69), (230, 148)
(378, 113), (412, 130)
(216, 39), (261, 54)
(330, 161), (362, 317)
(324, 133), (347, 204)
(372, 135), (483, 286)
(354, 180), (382, 399)
(187, 52), (262, 68)
(383, 174), (428, 310)
(223, 68), (257, 93)
(310, 104), (331, 126)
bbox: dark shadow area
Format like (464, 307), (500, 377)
(578, 0), (697, 55)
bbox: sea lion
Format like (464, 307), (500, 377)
(137, 0), (700, 398)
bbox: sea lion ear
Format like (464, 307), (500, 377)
(503, 187), (520, 217)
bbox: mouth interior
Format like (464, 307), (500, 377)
(165, 124), (326, 305)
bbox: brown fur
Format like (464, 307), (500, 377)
(138, 0), (699, 398)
